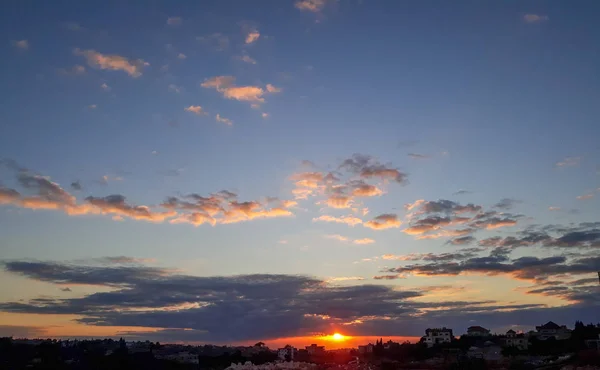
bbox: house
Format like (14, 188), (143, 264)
(423, 327), (453, 347)
(534, 321), (571, 340)
(505, 330), (529, 350)
(467, 326), (491, 337)
(277, 345), (297, 361)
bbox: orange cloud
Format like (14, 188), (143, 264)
(353, 238), (375, 245)
(364, 214), (401, 230)
(351, 183), (382, 197)
(245, 30), (260, 44)
(85, 195), (177, 222)
(169, 212), (216, 227)
(295, 0), (327, 12)
(74, 49), (148, 77)
(324, 195), (353, 209)
(201, 76), (274, 104)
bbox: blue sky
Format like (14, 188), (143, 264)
(0, 0), (599, 345)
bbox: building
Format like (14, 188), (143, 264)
(467, 326), (491, 337)
(277, 346), (297, 361)
(357, 344), (374, 354)
(585, 334), (600, 350)
(505, 330), (529, 350)
(423, 327), (453, 347)
(304, 344), (325, 356)
(534, 321), (571, 340)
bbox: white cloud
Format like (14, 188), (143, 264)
(88, 104), (97, 110)
(184, 105), (205, 115)
(101, 83), (111, 92)
(177, 53), (186, 59)
(216, 114), (233, 126)
(262, 113), (269, 118)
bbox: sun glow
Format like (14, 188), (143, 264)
(332, 333), (345, 341)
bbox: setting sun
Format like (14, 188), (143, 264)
(332, 333), (345, 341)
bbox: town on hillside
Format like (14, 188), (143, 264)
(1, 321), (600, 369)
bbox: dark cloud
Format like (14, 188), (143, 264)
(493, 198), (521, 210)
(60, 287), (72, 292)
(70, 181), (82, 191)
(477, 223), (600, 251)
(364, 213), (401, 230)
(5, 258), (589, 342)
(404, 199), (520, 239)
(407, 153), (429, 160)
(372, 275), (404, 280)
(0, 325), (47, 338)
(384, 251), (600, 282)
(447, 236), (476, 245)
(340, 154), (408, 184)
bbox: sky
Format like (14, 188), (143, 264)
(0, 0), (599, 349)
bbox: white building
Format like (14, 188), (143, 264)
(423, 327), (453, 347)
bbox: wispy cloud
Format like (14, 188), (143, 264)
(215, 114), (233, 126)
(101, 83), (111, 92)
(74, 49), (149, 77)
(555, 156), (581, 167)
(266, 84), (282, 93)
(177, 53), (186, 59)
(166, 17), (182, 26)
(59, 65), (86, 75)
(295, 0), (328, 13)
(576, 193), (594, 200)
(239, 55), (257, 64)
(523, 14), (549, 23)
(312, 214), (363, 226)
(197, 33), (229, 51)
(325, 235), (374, 245)
(168, 84), (182, 93)
(184, 105), (205, 115)
(12, 40), (29, 50)
(408, 153), (429, 160)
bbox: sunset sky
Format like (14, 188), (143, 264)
(1, 0), (599, 348)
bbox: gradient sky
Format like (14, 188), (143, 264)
(0, 0), (599, 348)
